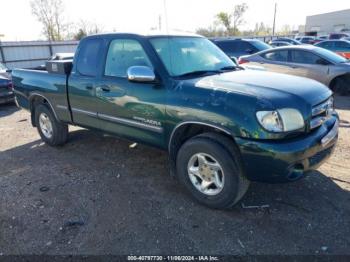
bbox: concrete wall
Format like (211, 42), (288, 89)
(305, 9), (350, 35)
(0, 40), (78, 69)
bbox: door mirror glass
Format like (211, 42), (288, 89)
(127, 66), (156, 83)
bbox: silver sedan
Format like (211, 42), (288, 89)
(239, 45), (350, 95)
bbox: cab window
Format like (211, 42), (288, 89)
(105, 39), (152, 77)
(77, 38), (103, 76)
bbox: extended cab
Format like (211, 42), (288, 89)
(12, 32), (339, 209)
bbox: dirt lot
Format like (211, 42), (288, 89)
(0, 96), (349, 256)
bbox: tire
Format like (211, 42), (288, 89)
(34, 104), (68, 146)
(332, 77), (350, 96)
(176, 133), (250, 209)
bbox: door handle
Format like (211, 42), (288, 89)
(86, 84), (93, 90)
(97, 85), (111, 92)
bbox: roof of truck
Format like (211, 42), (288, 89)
(86, 30), (202, 39)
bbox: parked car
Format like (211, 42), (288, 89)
(34, 53), (74, 70)
(211, 38), (271, 59)
(0, 62), (14, 105)
(329, 33), (349, 40)
(12, 32), (338, 209)
(272, 37), (301, 45)
(315, 40), (350, 59)
(310, 36), (329, 45)
(239, 45), (350, 95)
(270, 41), (292, 48)
(295, 36), (315, 44)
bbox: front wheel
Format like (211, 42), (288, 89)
(176, 133), (250, 209)
(34, 104), (68, 146)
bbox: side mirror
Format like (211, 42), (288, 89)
(127, 66), (156, 83)
(230, 56), (239, 65)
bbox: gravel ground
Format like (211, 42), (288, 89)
(0, 96), (349, 255)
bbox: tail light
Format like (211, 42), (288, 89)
(238, 58), (249, 64)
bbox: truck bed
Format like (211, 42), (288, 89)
(12, 69), (72, 123)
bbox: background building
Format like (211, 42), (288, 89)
(305, 9), (350, 36)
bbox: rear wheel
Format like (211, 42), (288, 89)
(176, 133), (250, 209)
(34, 104), (68, 146)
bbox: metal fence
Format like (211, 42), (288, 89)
(0, 40), (79, 69)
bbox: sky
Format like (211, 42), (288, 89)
(0, 0), (349, 41)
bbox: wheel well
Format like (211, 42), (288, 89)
(168, 123), (235, 176)
(29, 96), (51, 127)
(329, 73), (350, 90)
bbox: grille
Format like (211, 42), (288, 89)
(309, 146), (334, 167)
(310, 97), (334, 130)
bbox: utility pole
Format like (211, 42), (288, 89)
(0, 34), (5, 64)
(272, 3), (277, 36)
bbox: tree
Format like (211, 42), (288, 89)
(196, 26), (226, 38)
(216, 12), (232, 35)
(30, 0), (67, 41)
(232, 3), (248, 35)
(73, 20), (104, 40)
(253, 22), (272, 36)
(215, 3), (248, 36)
(278, 24), (292, 36)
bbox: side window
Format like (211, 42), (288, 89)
(290, 50), (320, 64)
(105, 39), (152, 77)
(319, 41), (333, 49)
(335, 41), (350, 50)
(241, 42), (257, 52)
(216, 41), (238, 53)
(77, 39), (103, 76)
(262, 50), (288, 62)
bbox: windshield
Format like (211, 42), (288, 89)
(250, 40), (272, 51)
(150, 37), (236, 77)
(316, 47), (348, 63)
(0, 62), (7, 71)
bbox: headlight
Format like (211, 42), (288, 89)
(256, 108), (304, 132)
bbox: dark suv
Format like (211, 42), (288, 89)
(211, 38), (271, 59)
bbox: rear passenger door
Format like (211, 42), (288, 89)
(68, 38), (105, 129)
(288, 50), (330, 83)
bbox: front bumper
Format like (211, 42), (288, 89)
(0, 91), (15, 104)
(236, 114), (339, 183)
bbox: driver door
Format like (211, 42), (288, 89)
(94, 38), (166, 147)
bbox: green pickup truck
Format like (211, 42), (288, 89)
(12, 32), (339, 209)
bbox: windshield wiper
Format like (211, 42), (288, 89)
(175, 70), (222, 78)
(220, 66), (238, 71)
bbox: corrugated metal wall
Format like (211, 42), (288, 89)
(0, 40), (78, 69)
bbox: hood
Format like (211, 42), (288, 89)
(195, 70), (331, 107)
